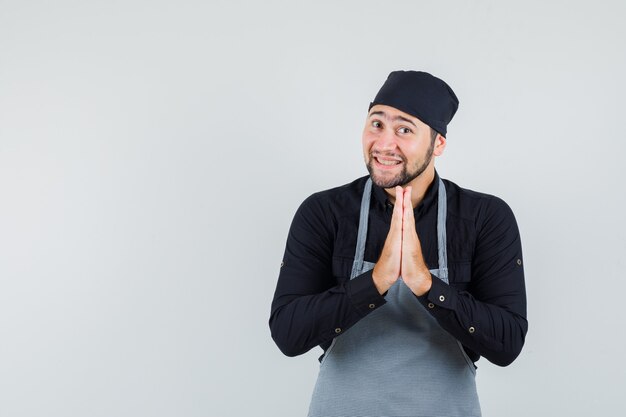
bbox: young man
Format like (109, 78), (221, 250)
(270, 71), (527, 417)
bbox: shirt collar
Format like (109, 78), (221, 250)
(371, 170), (441, 214)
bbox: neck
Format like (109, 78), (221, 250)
(385, 167), (435, 208)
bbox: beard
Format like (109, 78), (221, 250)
(366, 139), (435, 189)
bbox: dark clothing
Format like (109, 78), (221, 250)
(269, 172), (528, 367)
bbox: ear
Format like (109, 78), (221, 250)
(433, 134), (447, 157)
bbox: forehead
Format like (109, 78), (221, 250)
(367, 104), (428, 127)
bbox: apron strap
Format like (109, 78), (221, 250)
(436, 178), (449, 284)
(351, 178), (372, 279)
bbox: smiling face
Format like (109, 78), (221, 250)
(362, 104), (444, 189)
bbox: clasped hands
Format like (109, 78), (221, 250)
(372, 186), (432, 296)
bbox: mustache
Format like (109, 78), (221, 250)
(370, 151), (406, 162)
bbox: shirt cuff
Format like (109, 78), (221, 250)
(416, 274), (456, 317)
(345, 269), (387, 316)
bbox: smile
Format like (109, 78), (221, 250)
(373, 156), (402, 167)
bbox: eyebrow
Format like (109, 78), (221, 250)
(368, 110), (417, 128)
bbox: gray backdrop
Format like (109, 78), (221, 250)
(1, 0), (625, 416)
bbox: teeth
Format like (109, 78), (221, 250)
(376, 157), (400, 166)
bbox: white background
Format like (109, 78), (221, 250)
(1, 1), (625, 416)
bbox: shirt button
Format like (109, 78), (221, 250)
(368, 303), (376, 309)
(469, 326), (475, 334)
(427, 303), (435, 309)
(334, 328), (342, 334)
(439, 295), (445, 302)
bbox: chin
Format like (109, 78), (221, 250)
(366, 164), (400, 188)
(370, 173), (404, 189)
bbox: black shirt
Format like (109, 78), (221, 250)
(269, 171), (528, 366)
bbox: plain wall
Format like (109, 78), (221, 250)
(1, 0), (625, 416)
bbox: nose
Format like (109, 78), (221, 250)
(373, 129), (397, 152)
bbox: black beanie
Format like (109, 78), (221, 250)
(369, 70), (459, 137)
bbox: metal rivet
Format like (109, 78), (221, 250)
(517, 259), (522, 266)
(439, 295), (445, 302)
(368, 303), (375, 309)
(469, 326), (475, 334)
(280, 261), (284, 267)
(334, 328), (342, 334)
(428, 303), (435, 309)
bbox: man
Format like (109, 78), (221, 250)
(269, 70), (527, 417)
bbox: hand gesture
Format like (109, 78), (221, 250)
(371, 186), (432, 296)
(371, 186), (403, 294)
(400, 186), (432, 296)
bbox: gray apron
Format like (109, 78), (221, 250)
(308, 178), (481, 417)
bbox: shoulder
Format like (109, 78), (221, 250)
(288, 176), (368, 238)
(300, 175), (368, 216)
(442, 178), (518, 231)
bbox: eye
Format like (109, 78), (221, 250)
(397, 127), (412, 134)
(371, 120), (382, 128)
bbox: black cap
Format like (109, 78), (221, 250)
(369, 70), (459, 137)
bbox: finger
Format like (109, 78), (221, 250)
(396, 186), (403, 213)
(403, 186), (415, 229)
(402, 188), (421, 254)
(390, 186), (403, 229)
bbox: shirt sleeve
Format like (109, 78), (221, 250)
(416, 196), (528, 366)
(269, 194), (386, 357)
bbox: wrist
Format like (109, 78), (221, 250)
(372, 268), (395, 295)
(408, 270), (432, 296)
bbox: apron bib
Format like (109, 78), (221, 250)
(308, 178), (481, 417)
